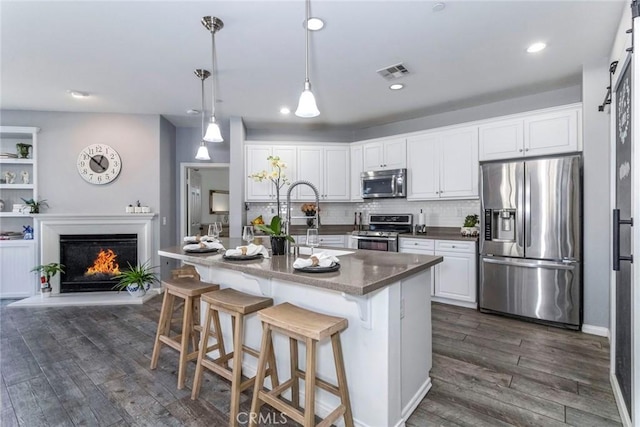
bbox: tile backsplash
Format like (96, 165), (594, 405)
(246, 199), (480, 228)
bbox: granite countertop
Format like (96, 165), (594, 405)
(289, 224), (478, 242)
(159, 238), (442, 296)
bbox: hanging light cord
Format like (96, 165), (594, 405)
(210, 28), (217, 117)
(305, 0), (310, 84)
(200, 74), (207, 138)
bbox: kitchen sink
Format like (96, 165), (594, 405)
(298, 247), (355, 257)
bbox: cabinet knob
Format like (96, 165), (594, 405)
(525, 148), (529, 152)
(414, 242), (418, 245)
(519, 149), (523, 152)
(452, 245), (456, 248)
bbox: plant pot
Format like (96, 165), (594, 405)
(126, 282), (151, 297)
(305, 211), (316, 227)
(270, 236), (287, 256)
(41, 287), (52, 298)
(460, 226), (479, 237)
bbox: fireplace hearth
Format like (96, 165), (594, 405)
(60, 234), (137, 293)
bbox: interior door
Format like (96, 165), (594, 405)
(613, 53), (634, 420)
(187, 169), (202, 236)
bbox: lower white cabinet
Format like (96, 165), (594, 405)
(0, 241), (37, 298)
(399, 238), (477, 306)
(295, 234), (347, 248)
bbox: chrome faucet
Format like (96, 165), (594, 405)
(285, 180), (320, 252)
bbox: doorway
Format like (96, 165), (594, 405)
(179, 163), (230, 241)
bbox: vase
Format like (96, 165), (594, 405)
(270, 236), (287, 256)
(305, 211), (316, 227)
(41, 287), (52, 298)
(126, 282), (151, 297)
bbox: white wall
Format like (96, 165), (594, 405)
(582, 60), (612, 329)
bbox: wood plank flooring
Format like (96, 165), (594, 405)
(407, 303), (621, 427)
(0, 298), (621, 426)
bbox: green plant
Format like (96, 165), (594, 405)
(31, 262), (65, 288)
(248, 155), (290, 221)
(463, 214), (479, 227)
(112, 261), (159, 292)
(21, 197), (49, 213)
(254, 216), (295, 242)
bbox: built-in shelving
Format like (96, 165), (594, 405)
(0, 212), (32, 218)
(0, 184), (34, 190)
(0, 159), (35, 165)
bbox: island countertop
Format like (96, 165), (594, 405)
(159, 239), (442, 296)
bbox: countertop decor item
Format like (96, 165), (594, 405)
(301, 203), (319, 227)
(112, 261), (159, 297)
(21, 197), (48, 213)
(16, 143), (31, 159)
(461, 214), (479, 237)
(31, 262), (65, 297)
(77, 144), (122, 185)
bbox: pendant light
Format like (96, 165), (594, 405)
(202, 16), (224, 142)
(194, 69), (212, 160)
(295, 0), (320, 118)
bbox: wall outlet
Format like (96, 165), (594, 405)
(162, 216), (167, 225)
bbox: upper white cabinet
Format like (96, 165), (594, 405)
(297, 145), (350, 201)
(479, 104), (581, 161)
(245, 145), (297, 202)
(350, 144), (364, 201)
(362, 137), (406, 171)
(407, 126), (479, 200)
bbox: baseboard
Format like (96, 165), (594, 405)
(401, 376), (432, 423)
(431, 296), (477, 309)
(610, 373), (632, 426)
(581, 324), (610, 338)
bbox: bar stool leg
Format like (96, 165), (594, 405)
(332, 333), (354, 427)
(304, 337), (317, 426)
(177, 295), (194, 389)
(212, 309), (226, 361)
(191, 297), (201, 352)
(191, 302), (214, 400)
(249, 323), (272, 427)
(150, 290), (173, 370)
(267, 338), (280, 390)
(289, 337), (299, 409)
(229, 313), (244, 427)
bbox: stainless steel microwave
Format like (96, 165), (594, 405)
(361, 169), (407, 199)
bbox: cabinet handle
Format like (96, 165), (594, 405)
(525, 148), (530, 152)
(519, 149), (523, 152)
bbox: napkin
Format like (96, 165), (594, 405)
(184, 235), (219, 243)
(293, 252), (339, 269)
(224, 244), (269, 258)
(183, 241), (225, 251)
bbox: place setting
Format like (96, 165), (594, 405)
(182, 223), (225, 253)
(222, 226), (269, 261)
(293, 229), (340, 273)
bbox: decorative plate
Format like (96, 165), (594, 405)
(223, 254), (264, 261)
(184, 247), (219, 254)
(294, 262), (340, 273)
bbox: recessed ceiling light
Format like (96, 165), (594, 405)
(67, 90), (89, 98)
(389, 83), (405, 90)
(280, 107), (291, 115)
(526, 42), (547, 53)
(186, 109), (200, 115)
(304, 17), (324, 31)
(432, 2), (446, 12)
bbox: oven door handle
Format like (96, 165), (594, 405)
(351, 235), (397, 241)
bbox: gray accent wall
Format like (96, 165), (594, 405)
(159, 116), (178, 278)
(229, 117), (246, 238)
(582, 60), (612, 329)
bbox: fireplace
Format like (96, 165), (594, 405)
(59, 234), (138, 293)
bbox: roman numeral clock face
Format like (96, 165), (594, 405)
(77, 144), (122, 185)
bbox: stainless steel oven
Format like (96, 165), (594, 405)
(349, 214), (413, 252)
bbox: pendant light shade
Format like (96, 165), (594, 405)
(202, 16), (225, 142)
(194, 69), (212, 161)
(295, 0), (320, 118)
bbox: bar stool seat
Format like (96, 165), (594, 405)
(192, 288), (279, 427)
(250, 303), (354, 427)
(150, 266), (219, 389)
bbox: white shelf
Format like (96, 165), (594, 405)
(0, 239), (35, 246)
(0, 158), (34, 164)
(0, 184), (34, 190)
(0, 212), (32, 218)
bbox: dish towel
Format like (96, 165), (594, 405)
(225, 244), (270, 258)
(293, 252), (339, 269)
(183, 241), (225, 251)
(183, 235), (219, 243)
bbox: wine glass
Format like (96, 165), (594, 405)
(306, 228), (319, 255)
(207, 224), (216, 238)
(215, 222), (223, 238)
(242, 226), (254, 246)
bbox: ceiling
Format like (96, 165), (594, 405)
(0, 1), (626, 134)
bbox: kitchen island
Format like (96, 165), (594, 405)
(159, 240), (442, 427)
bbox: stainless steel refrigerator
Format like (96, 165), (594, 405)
(479, 155), (582, 329)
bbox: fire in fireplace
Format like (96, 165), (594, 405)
(59, 234), (137, 292)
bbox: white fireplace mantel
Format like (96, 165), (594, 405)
(34, 213), (156, 294)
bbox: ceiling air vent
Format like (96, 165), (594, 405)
(377, 63), (409, 80)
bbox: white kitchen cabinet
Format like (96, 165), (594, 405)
(297, 146), (350, 201)
(350, 144), (364, 201)
(245, 145), (297, 201)
(407, 126), (479, 200)
(478, 104), (581, 161)
(399, 238), (435, 296)
(434, 240), (477, 306)
(295, 234), (346, 248)
(0, 240), (37, 298)
(362, 137), (406, 171)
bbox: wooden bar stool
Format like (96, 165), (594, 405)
(150, 266), (220, 389)
(250, 303), (354, 427)
(191, 288), (279, 427)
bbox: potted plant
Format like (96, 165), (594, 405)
(301, 203), (320, 227)
(31, 262), (65, 297)
(21, 197), (49, 214)
(112, 261), (159, 297)
(461, 214), (480, 237)
(254, 216), (295, 255)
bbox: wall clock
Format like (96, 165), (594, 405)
(77, 144), (122, 185)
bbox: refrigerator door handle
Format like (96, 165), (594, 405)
(524, 168), (531, 248)
(612, 208), (634, 271)
(516, 163), (525, 250)
(482, 257), (576, 270)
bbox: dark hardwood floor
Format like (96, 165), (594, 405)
(0, 298), (621, 426)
